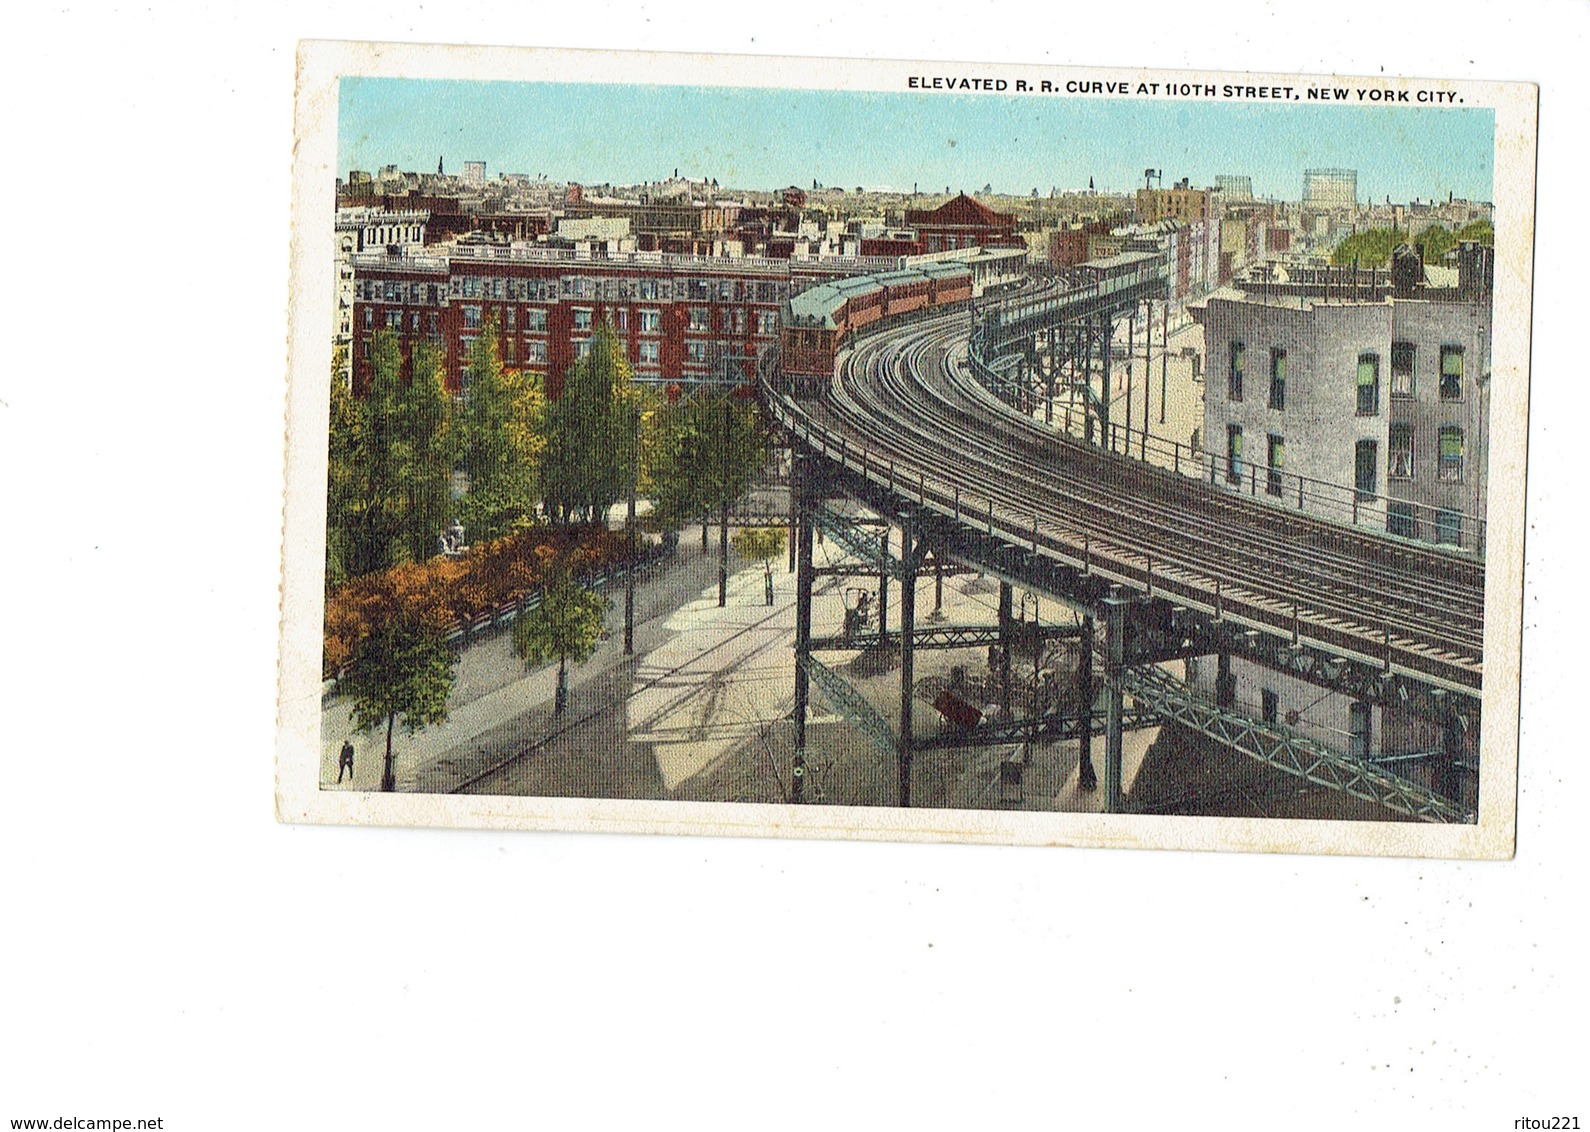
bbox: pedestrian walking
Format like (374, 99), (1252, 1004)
(337, 739), (355, 783)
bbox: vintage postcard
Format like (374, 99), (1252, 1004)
(278, 41), (1535, 857)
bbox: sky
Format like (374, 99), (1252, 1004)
(338, 77), (1495, 204)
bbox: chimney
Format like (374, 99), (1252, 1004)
(1457, 241), (1494, 302)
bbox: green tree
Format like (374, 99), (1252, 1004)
(326, 345), (359, 591)
(733, 526), (788, 605)
(402, 337), (458, 563)
(327, 330), (457, 581)
(512, 570), (609, 715)
(1330, 227), (1404, 268)
(541, 322), (640, 524)
(343, 588), (457, 792)
(458, 317), (544, 542)
(732, 526), (787, 566)
(1455, 218), (1494, 245)
(646, 390), (767, 543)
(1415, 223), (1456, 264)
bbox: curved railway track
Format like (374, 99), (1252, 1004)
(768, 307), (1485, 694)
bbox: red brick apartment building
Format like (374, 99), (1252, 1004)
(349, 245), (894, 398)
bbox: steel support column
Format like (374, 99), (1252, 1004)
(1078, 615), (1097, 791)
(1438, 712), (1464, 808)
(1103, 596), (1127, 813)
(898, 513), (917, 807)
(792, 454), (815, 803)
(877, 529), (890, 646)
(998, 581), (1014, 717)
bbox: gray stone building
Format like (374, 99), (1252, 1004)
(1193, 243), (1492, 554)
(1184, 244), (1490, 775)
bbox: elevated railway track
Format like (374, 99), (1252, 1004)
(764, 308), (1484, 700)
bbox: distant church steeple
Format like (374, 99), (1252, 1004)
(438, 155), (444, 175)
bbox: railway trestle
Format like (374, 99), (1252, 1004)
(784, 442), (1477, 822)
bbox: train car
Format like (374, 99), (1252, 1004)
(779, 261), (976, 396)
(920, 260), (974, 309)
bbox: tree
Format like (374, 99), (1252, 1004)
(327, 330), (457, 582)
(326, 345), (359, 591)
(732, 526), (787, 605)
(401, 337), (458, 563)
(1455, 218), (1494, 245)
(1330, 227), (1404, 268)
(512, 569), (609, 715)
(541, 322), (640, 525)
(1414, 223), (1456, 264)
(646, 389), (766, 543)
(457, 316), (543, 542)
(341, 567), (457, 791)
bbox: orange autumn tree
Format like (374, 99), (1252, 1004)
(337, 562), (458, 792)
(324, 524), (626, 678)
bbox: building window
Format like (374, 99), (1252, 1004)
(1440, 345), (1464, 400)
(524, 308), (548, 333)
(639, 308), (661, 333)
(575, 338), (592, 360)
(1267, 434), (1284, 497)
(1439, 427), (1464, 482)
(462, 304), (481, 330)
(1390, 425), (1414, 479)
(1356, 352), (1380, 416)
(1261, 689), (1279, 725)
(573, 308), (592, 331)
(384, 309), (403, 329)
(1436, 509), (1462, 546)
(1268, 349), (1286, 411)
(637, 340), (659, 366)
(525, 339), (547, 365)
(757, 310), (778, 337)
(1228, 342), (1245, 401)
(1349, 702), (1372, 759)
(686, 341), (710, 364)
(689, 306), (711, 332)
(1226, 424), (1243, 483)
(1355, 439), (1377, 502)
(1391, 341), (1415, 399)
(1387, 502), (1416, 539)
(612, 309), (628, 332)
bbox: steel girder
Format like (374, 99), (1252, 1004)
(1119, 663), (1470, 823)
(980, 275), (1166, 357)
(797, 653), (896, 755)
(915, 704), (1162, 752)
(809, 622), (1084, 654)
(814, 460), (1480, 728)
(810, 503), (918, 581)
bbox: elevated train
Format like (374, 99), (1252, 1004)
(778, 248), (1163, 396)
(779, 261), (974, 395)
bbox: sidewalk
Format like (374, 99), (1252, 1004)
(319, 537), (730, 792)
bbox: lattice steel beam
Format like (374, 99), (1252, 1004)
(1119, 664), (1470, 823)
(810, 622), (1085, 654)
(798, 654), (896, 755)
(810, 505), (914, 581)
(916, 704), (1162, 751)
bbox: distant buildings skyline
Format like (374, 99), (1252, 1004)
(339, 78), (1495, 205)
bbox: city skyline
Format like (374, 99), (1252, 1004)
(339, 77), (1496, 204)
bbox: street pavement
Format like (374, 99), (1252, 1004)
(321, 520), (1160, 811)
